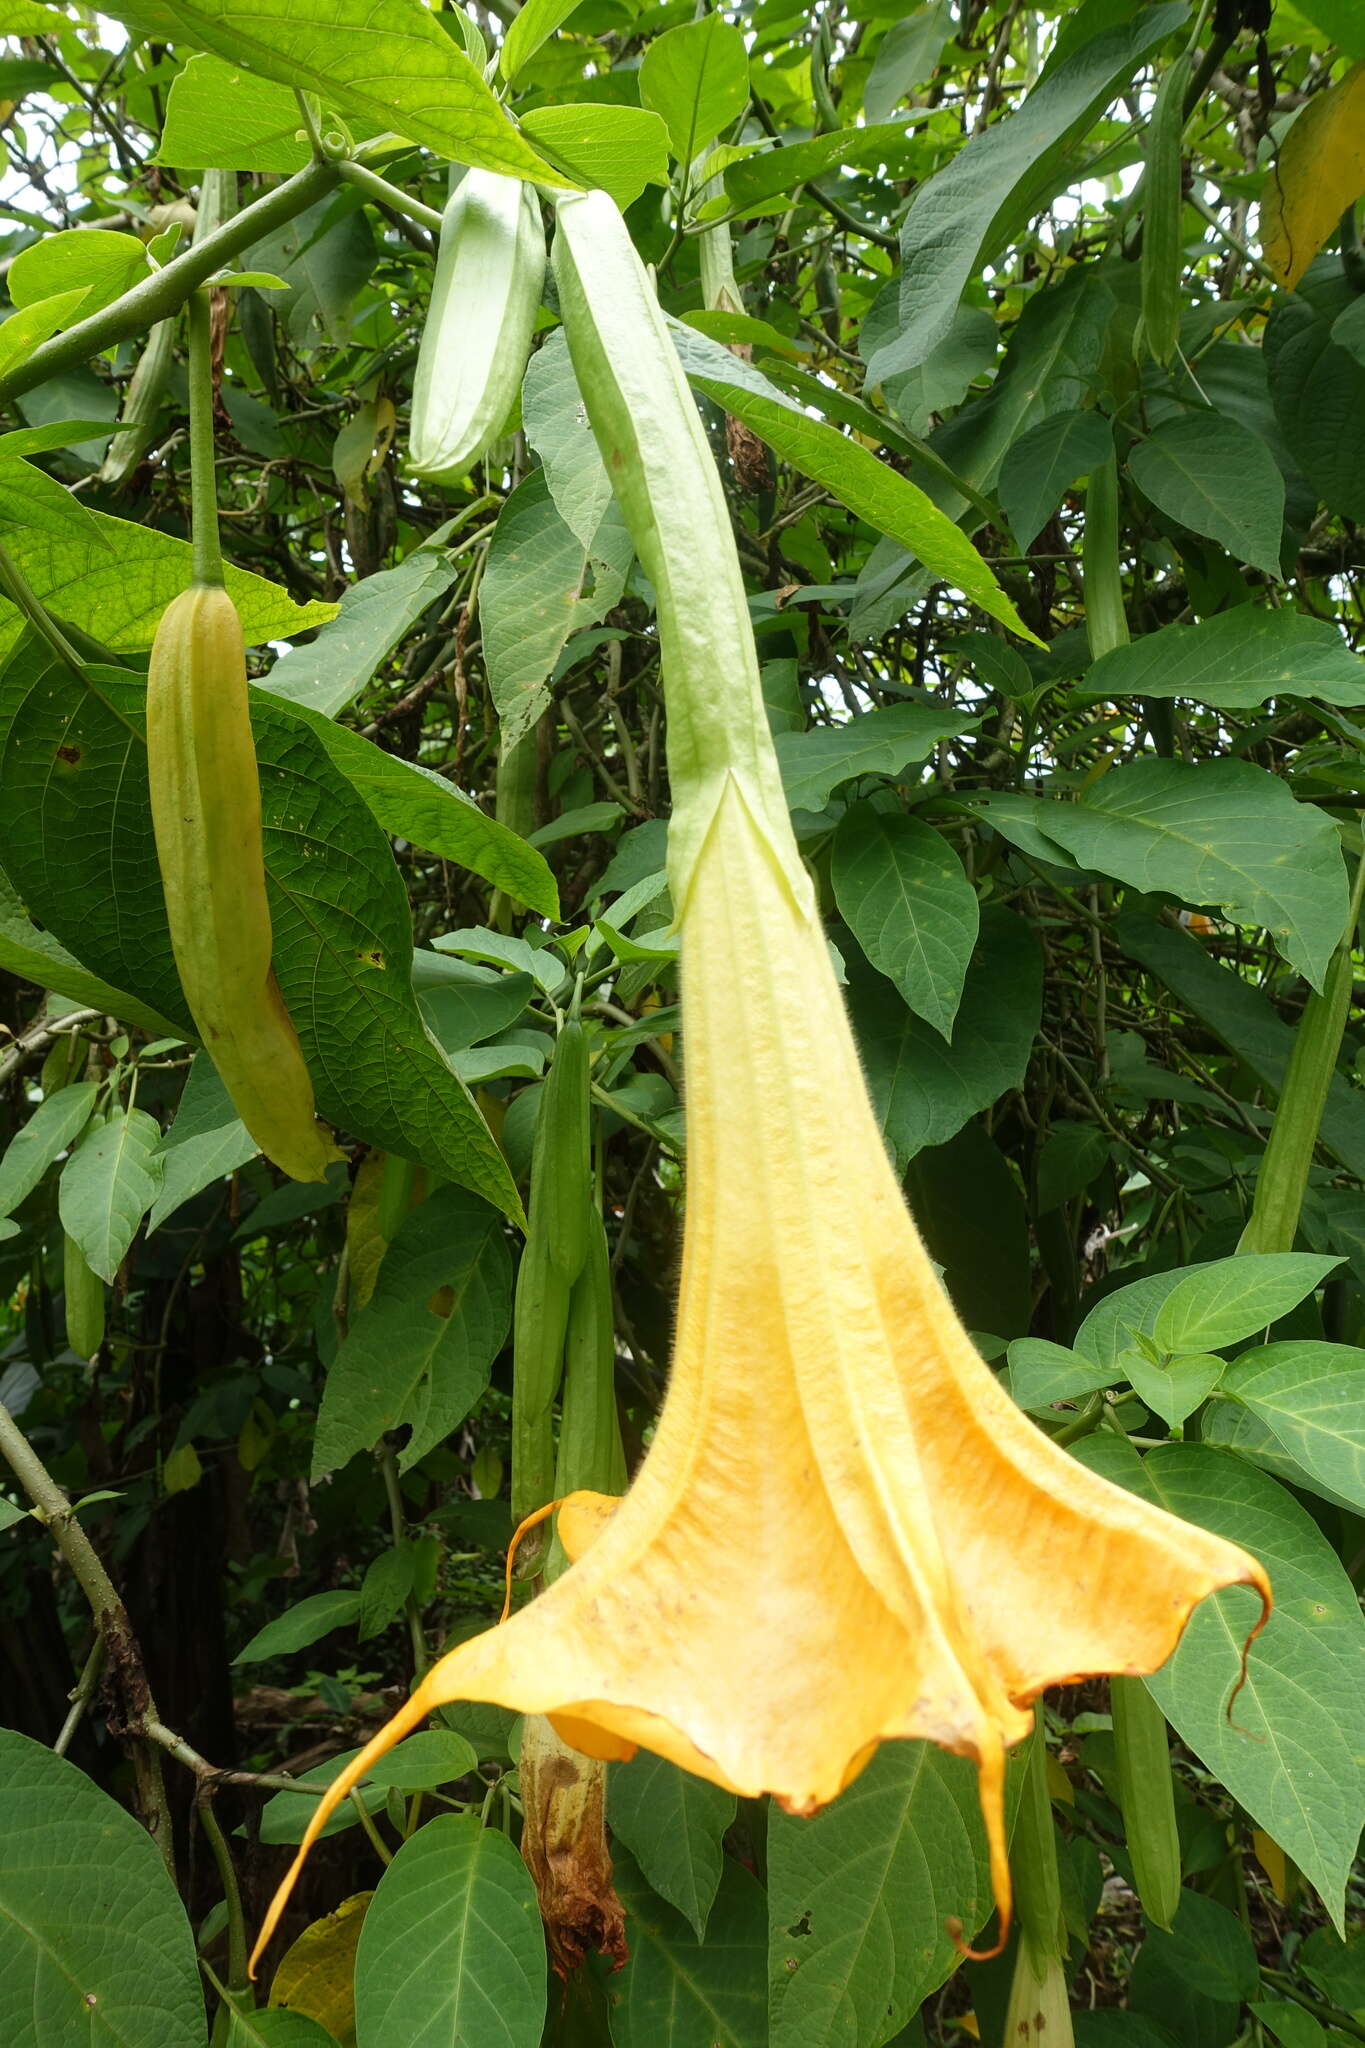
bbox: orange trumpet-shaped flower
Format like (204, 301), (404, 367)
(251, 774), (1269, 1973)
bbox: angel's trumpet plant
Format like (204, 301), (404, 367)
(249, 192), (1269, 1974)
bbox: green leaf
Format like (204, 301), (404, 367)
(147, 1057), (257, 1234)
(863, 4), (953, 123)
(774, 703), (975, 815)
(528, 799), (623, 847)
(357, 1542), (415, 1642)
(9, 228), (149, 319)
(0, 868), (180, 1037)
(264, 535), (460, 718)
(519, 105), (669, 210)
(0, 1728), (203, 2046)
(1073, 2018), (1181, 2048)
(0, 648), (522, 1220)
(999, 407), (1113, 552)
(414, 954), (536, 1052)
(1076, 1440), (1365, 1929)
(100, 0), (566, 184)
(866, 5), (1187, 383)
(714, 124), (918, 219)
(243, 193), (375, 349)
(483, 469), (607, 752)
(611, 1846), (765, 2048)
(1006, 1337), (1121, 1411)
(0, 1081), (98, 1216)
(1026, 758), (1348, 989)
(638, 12), (750, 164)
(1254, 2005), (1330, 2048)
(260, 1731), (479, 1844)
(1074, 1260), (1222, 1374)
(1201, 1400), (1359, 1517)
(1081, 607), (1365, 710)
(607, 1753), (736, 1942)
(58, 1107), (163, 1283)
(832, 805), (978, 1039)
(1299, 1926), (1365, 2016)
(1266, 281), (1365, 525)
(434, 928), (565, 1000)
(314, 1185), (513, 1478)
(1130, 1889), (1260, 2042)
(768, 1740), (1015, 2048)
(1114, 907), (1365, 1180)
(1119, 1348), (1224, 1430)
(233, 1588), (363, 1666)
(522, 327), (612, 553)
(0, 288), (94, 384)
(927, 269), (1115, 503)
(1220, 1342), (1365, 1513)
(227, 2006), (340, 2047)
(156, 51), (311, 171)
(276, 699), (559, 920)
(353, 1814), (544, 2048)
(0, 505), (332, 665)
(1128, 412), (1285, 577)
(669, 323), (1039, 644)
(1150, 1253), (1340, 1353)
(0, 2), (70, 28)
(1036, 1118), (1110, 1214)
(500, 0), (580, 81)
(1289, 0), (1365, 53)
(850, 906), (1042, 1167)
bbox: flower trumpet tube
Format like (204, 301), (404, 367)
(249, 192), (1270, 1974)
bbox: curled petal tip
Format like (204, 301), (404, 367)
(948, 1913), (1010, 1964)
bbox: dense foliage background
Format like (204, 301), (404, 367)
(1, 0), (1364, 2041)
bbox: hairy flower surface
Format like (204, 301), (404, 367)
(252, 776), (1269, 1970)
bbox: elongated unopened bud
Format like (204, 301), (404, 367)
(64, 1231), (105, 1357)
(409, 171), (545, 484)
(147, 584), (340, 1182)
(1111, 1674), (1182, 1931)
(98, 317), (176, 488)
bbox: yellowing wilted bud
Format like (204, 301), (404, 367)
(147, 584), (340, 1183)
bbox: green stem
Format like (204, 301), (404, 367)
(0, 160), (339, 404)
(338, 160), (444, 234)
(1260, 1971), (1365, 2045)
(350, 1788), (395, 1865)
(187, 292), (223, 588)
(0, 533), (90, 680)
(198, 1793), (249, 1993)
(378, 1442), (428, 1679)
(1240, 851), (1365, 1255)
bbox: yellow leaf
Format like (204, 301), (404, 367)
(269, 1890), (371, 2047)
(162, 1442), (202, 1495)
(1262, 63), (1365, 289)
(345, 1151), (388, 1315)
(1252, 1827), (1289, 1901)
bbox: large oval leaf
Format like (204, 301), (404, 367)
(0, 1729), (204, 2048)
(353, 1815), (544, 2048)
